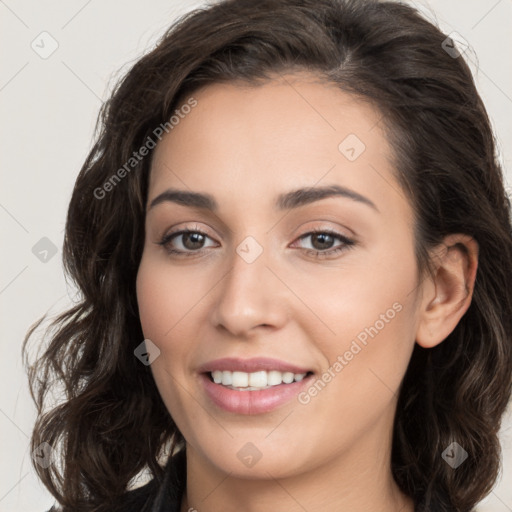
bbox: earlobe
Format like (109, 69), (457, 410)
(415, 234), (479, 349)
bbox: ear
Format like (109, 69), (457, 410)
(415, 234), (479, 349)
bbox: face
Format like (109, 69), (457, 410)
(136, 73), (422, 480)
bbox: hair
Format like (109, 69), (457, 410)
(23, 0), (512, 511)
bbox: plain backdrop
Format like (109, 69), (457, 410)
(1, 1), (511, 511)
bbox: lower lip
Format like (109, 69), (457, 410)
(199, 373), (313, 415)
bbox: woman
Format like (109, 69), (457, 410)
(23, 0), (512, 511)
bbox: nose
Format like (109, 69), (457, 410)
(211, 240), (289, 338)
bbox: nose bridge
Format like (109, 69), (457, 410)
(212, 234), (286, 336)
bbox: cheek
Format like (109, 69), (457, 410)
(297, 292), (416, 446)
(301, 240), (418, 399)
(136, 254), (203, 385)
(136, 257), (195, 421)
(136, 254), (200, 340)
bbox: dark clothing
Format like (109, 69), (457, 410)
(120, 448), (186, 512)
(46, 449), (186, 512)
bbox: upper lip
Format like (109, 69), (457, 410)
(197, 357), (313, 374)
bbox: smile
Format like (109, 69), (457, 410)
(209, 370), (310, 390)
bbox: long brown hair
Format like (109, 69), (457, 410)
(23, 1), (512, 511)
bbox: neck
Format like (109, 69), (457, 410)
(178, 420), (415, 512)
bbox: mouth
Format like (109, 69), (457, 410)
(197, 357), (316, 414)
(198, 361), (316, 414)
(205, 369), (315, 391)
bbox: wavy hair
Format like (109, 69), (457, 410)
(23, 0), (512, 511)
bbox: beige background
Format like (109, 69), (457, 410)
(1, 1), (511, 511)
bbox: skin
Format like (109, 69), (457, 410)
(136, 72), (478, 512)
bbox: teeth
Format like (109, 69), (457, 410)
(210, 370), (308, 389)
(249, 371), (266, 387)
(268, 370), (283, 386)
(232, 371), (248, 387)
(282, 372), (294, 384)
(222, 371), (232, 385)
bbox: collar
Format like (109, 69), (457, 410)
(148, 448), (187, 512)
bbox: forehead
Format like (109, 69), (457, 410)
(148, 74), (405, 217)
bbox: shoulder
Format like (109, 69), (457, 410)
(117, 476), (161, 511)
(118, 450), (186, 512)
(44, 478), (160, 512)
(44, 478), (158, 512)
(44, 449), (186, 512)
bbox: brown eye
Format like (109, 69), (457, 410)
(157, 229), (217, 257)
(309, 232), (335, 250)
(180, 232), (206, 250)
(294, 229), (356, 258)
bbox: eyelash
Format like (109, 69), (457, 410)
(156, 226), (356, 259)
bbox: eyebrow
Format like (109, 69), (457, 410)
(148, 184), (379, 213)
